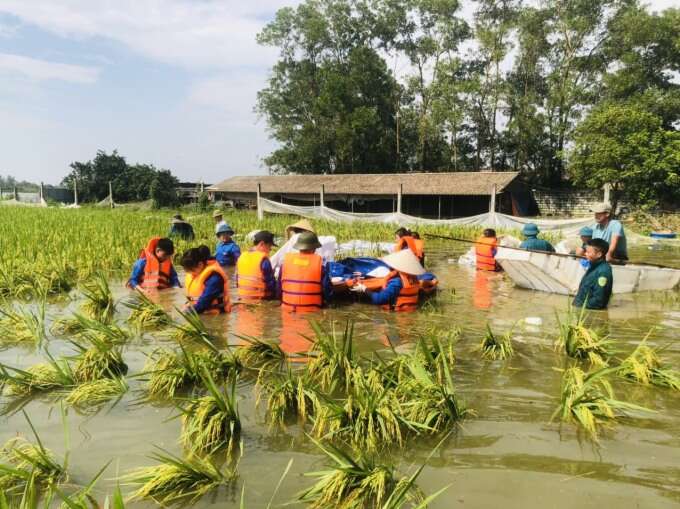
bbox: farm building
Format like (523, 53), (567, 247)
(207, 172), (536, 218)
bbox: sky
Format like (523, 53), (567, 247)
(0, 0), (676, 186)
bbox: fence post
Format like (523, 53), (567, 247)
(320, 184), (325, 216)
(489, 184), (497, 220)
(108, 181), (114, 208)
(73, 180), (78, 206)
(256, 183), (263, 221)
(13, 187), (18, 201)
(397, 183), (403, 215)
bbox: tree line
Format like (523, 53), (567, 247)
(256, 0), (680, 208)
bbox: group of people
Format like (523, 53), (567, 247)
(127, 212), (430, 315)
(474, 202), (627, 310)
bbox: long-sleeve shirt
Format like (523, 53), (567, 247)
(369, 276), (403, 306)
(168, 222), (195, 241)
(192, 272), (226, 314)
(261, 257), (277, 298)
(276, 262), (334, 304)
(573, 259), (613, 310)
(215, 240), (241, 267)
(519, 236), (555, 252)
(127, 258), (180, 289)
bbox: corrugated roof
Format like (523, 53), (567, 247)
(208, 172), (520, 196)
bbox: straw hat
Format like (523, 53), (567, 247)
(285, 218), (315, 237)
(212, 209), (224, 219)
(381, 249), (426, 276)
(171, 214), (187, 224)
(293, 231), (322, 251)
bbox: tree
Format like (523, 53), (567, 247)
(568, 103), (680, 210)
(150, 170), (180, 209)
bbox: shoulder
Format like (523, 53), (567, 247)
(610, 220), (624, 232)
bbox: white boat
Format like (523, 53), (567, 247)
(495, 247), (680, 295)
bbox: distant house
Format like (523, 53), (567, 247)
(176, 182), (212, 204)
(207, 172), (536, 218)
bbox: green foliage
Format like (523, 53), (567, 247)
(555, 308), (613, 367)
(617, 335), (680, 390)
(0, 437), (66, 498)
(478, 324), (514, 360)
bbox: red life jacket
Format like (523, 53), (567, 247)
(280, 252), (323, 313)
(475, 236), (498, 272)
(140, 237), (173, 289)
(382, 271), (419, 312)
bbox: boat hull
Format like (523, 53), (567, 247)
(496, 248), (680, 295)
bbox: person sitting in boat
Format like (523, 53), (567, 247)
(575, 226), (593, 257)
(591, 202), (628, 263)
(236, 230), (277, 301)
(394, 227), (424, 265)
(475, 229), (499, 271)
(285, 218), (315, 239)
(573, 238), (613, 310)
(351, 249), (424, 312)
(519, 223), (555, 253)
(279, 232), (333, 312)
(168, 214), (195, 241)
(181, 247), (232, 314)
(215, 223), (240, 268)
(127, 237), (180, 290)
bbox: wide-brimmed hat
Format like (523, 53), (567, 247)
(293, 231), (322, 251)
(579, 226), (593, 237)
(285, 218), (315, 237)
(591, 202), (612, 214)
(522, 223), (539, 236)
(216, 223), (235, 236)
(381, 249), (426, 276)
(212, 209), (224, 218)
(171, 214), (187, 224)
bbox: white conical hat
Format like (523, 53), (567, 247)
(381, 249), (426, 276)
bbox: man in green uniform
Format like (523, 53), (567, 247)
(519, 223), (555, 252)
(573, 238), (613, 310)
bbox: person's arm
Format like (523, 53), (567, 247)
(322, 263), (333, 304)
(261, 258), (276, 298)
(169, 266), (181, 288)
(368, 277), (402, 306)
(192, 273), (224, 314)
(606, 221), (623, 261)
(215, 244), (227, 266)
(127, 259), (146, 288)
(232, 243), (241, 264)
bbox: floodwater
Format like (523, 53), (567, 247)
(1, 240), (680, 508)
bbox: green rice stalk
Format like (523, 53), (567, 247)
(64, 377), (128, 409)
(0, 302), (46, 346)
(79, 273), (116, 323)
(478, 324), (514, 360)
(168, 309), (218, 345)
(307, 321), (357, 392)
(179, 372), (241, 455)
(53, 461), (110, 509)
(617, 334), (680, 390)
(121, 449), (233, 505)
(412, 334), (457, 384)
(555, 308), (613, 366)
(0, 437), (66, 497)
(68, 333), (128, 383)
(256, 366), (320, 428)
(235, 335), (287, 370)
(123, 290), (172, 331)
(1, 356), (76, 397)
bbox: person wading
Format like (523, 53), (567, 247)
(519, 223), (555, 252)
(127, 237), (180, 290)
(285, 218), (315, 239)
(279, 231), (333, 312)
(394, 227), (424, 265)
(474, 229), (499, 271)
(213, 210), (228, 235)
(168, 214), (195, 241)
(182, 247), (232, 314)
(573, 238), (614, 310)
(351, 249), (424, 312)
(236, 230), (277, 302)
(215, 223), (241, 268)
(590, 202), (628, 263)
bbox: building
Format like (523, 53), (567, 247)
(207, 172), (535, 218)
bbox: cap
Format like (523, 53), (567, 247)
(380, 249), (426, 276)
(253, 230), (277, 246)
(212, 209), (223, 218)
(522, 223), (539, 236)
(216, 223), (235, 236)
(591, 202), (612, 214)
(579, 226), (593, 237)
(293, 231), (322, 250)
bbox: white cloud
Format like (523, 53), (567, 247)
(0, 53), (99, 83)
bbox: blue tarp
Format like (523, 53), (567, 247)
(329, 257), (437, 282)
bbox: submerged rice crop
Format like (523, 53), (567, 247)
(0, 435), (67, 497)
(79, 273), (116, 322)
(478, 324), (514, 360)
(64, 377), (129, 409)
(0, 301), (46, 346)
(0, 356), (76, 397)
(555, 308), (613, 366)
(256, 365), (319, 428)
(617, 334), (680, 390)
(124, 289), (173, 331)
(307, 321), (358, 391)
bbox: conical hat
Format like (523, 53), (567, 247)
(381, 249), (426, 276)
(285, 219), (315, 237)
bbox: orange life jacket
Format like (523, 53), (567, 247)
(236, 250), (272, 300)
(185, 261), (231, 314)
(280, 252), (323, 313)
(382, 270), (419, 312)
(140, 237), (173, 289)
(394, 235), (419, 256)
(475, 236), (498, 271)
(412, 238), (425, 261)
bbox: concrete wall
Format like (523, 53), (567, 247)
(533, 189), (602, 217)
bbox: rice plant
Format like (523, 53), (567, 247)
(297, 439), (423, 509)
(0, 437), (66, 497)
(52, 313), (130, 345)
(235, 335), (287, 370)
(1, 356), (76, 397)
(617, 334), (680, 390)
(307, 321), (357, 391)
(552, 366), (650, 441)
(64, 377), (128, 409)
(68, 333), (128, 383)
(555, 308), (613, 367)
(123, 289), (172, 331)
(52, 461), (110, 509)
(121, 449), (234, 506)
(179, 372), (241, 455)
(0, 301), (46, 347)
(144, 345), (241, 399)
(168, 309), (218, 345)
(256, 366), (320, 428)
(412, 334), (457, 384)
(478, 324), (514, 360)
(79, 273), (116, 323)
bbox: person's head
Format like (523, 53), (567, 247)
(155, 238), (174, 262)
(285, 219), (315, 238)
(197, 245), (212, 263)
(180, 248), (207, 277)
(579, 226), (593, 244)
(591, 203), (612, 225)
(483, 228), (496, 238)
(585, 238), (609, 263)
(522, 223), (539, 238)
(293, 231), (322, 253)
(253, 230), (277, 254)
(395, 227), (410, 240)
(216, 223), (235, 242)
(411, 232), (420, 240)
(212, 209), (223, 223)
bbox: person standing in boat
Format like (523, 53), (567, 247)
(590, 203), (628, 263)
(519, 223), (555, 252)
(573, 238), (613, 310)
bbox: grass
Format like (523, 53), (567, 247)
(79, 273), (116, 323)
(555, 308), (614, 367)
(179, 372), (241, 455)
(1, 356), (76, 397)
(478, 324), (514, 360)
(123, 289), (173, 331)
(256, 365), (319, 428)
(552, 366), (650, 442)
(64, 377), (128, 409)
(121, 449), (233, 506)
(307, 321), (358, 392)
(617, 334), (680, 390)
(0, 301), (46, 347)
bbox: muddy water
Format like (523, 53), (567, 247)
(1, 240), (680, 508)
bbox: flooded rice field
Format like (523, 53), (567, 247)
(1, 240), (679, 508)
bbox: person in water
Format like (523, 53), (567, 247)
(181, 246), (231, 314)
(573, 238), (613, 310)
(127, 237), (180, 290)
(215, 223), (241, 267)
(519, 223), (555, 252)
(236, 230), (277, 301)
(475, 228), (499, 271)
